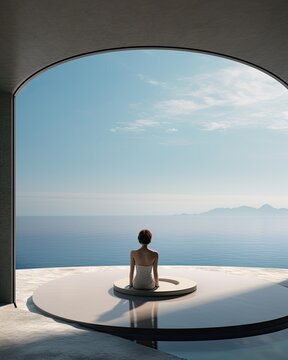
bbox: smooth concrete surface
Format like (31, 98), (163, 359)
(0, 305), (181, 360)
(0, 266), (287, 359)
(114, 277), (197, 296)
(32, 267), (288, 340)
(0, 91), (14, 304)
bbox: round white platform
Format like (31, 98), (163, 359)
(113, 277), (197, 296)
(32, 267), (288, 340)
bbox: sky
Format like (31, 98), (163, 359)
(16, 50), (288, 216)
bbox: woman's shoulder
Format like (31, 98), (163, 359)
(130, 249), (141, 254)
(149, 249), (158, 256)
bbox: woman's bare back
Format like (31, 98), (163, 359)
(131, 247), (158, 266)
(129, 229), (159, 288)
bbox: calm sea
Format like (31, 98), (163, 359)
(16, 215), (288, 269)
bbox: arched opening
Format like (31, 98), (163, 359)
(15, 48), (288, 270)
(1, 1), (288, 356)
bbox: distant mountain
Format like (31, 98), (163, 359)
(197, 204), (288, 216)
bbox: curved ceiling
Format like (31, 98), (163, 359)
(0, 0), (288, 93)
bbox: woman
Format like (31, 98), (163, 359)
(129, 229), (159, 289)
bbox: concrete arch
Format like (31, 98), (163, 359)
(1, 1), (288, 93)
(14, 46), (288, 96)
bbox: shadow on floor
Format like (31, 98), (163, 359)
(278, 279), (288, 288)
(0, 329), (180, 360)
(26, 296), (88, 331)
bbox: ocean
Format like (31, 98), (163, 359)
(16, 215), (288, 269)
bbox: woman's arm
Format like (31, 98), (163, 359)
(129, 251), (135, 287)
(153, 252), (159, 287)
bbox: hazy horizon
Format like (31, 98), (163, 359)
(15, 202), (288, 217)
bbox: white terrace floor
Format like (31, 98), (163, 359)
(1, 266), (288, 359)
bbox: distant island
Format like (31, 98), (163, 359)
(192, 204), (288, 216)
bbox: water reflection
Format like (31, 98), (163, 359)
(129, 297), (158, 348)
(111, 289), (160, 348)
(111, 285), (196, 349)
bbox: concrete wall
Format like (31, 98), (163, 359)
(0, 91), (14, 303)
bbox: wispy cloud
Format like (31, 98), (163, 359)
(173, 65), (288, 130)
(166, 128), (178, 133)
(266, 119), (288, 131)
(110, 118), (160, 132)
(137, 74), (167, 87)
(111, 64), (288, 137)
(155, 99), (207, 116)
(178, 66), (286, 105)
(202, 122), (231, 131)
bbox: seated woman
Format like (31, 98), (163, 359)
(129, 229), (159, 290)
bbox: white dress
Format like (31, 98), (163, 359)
(133, 264), (156, 290)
